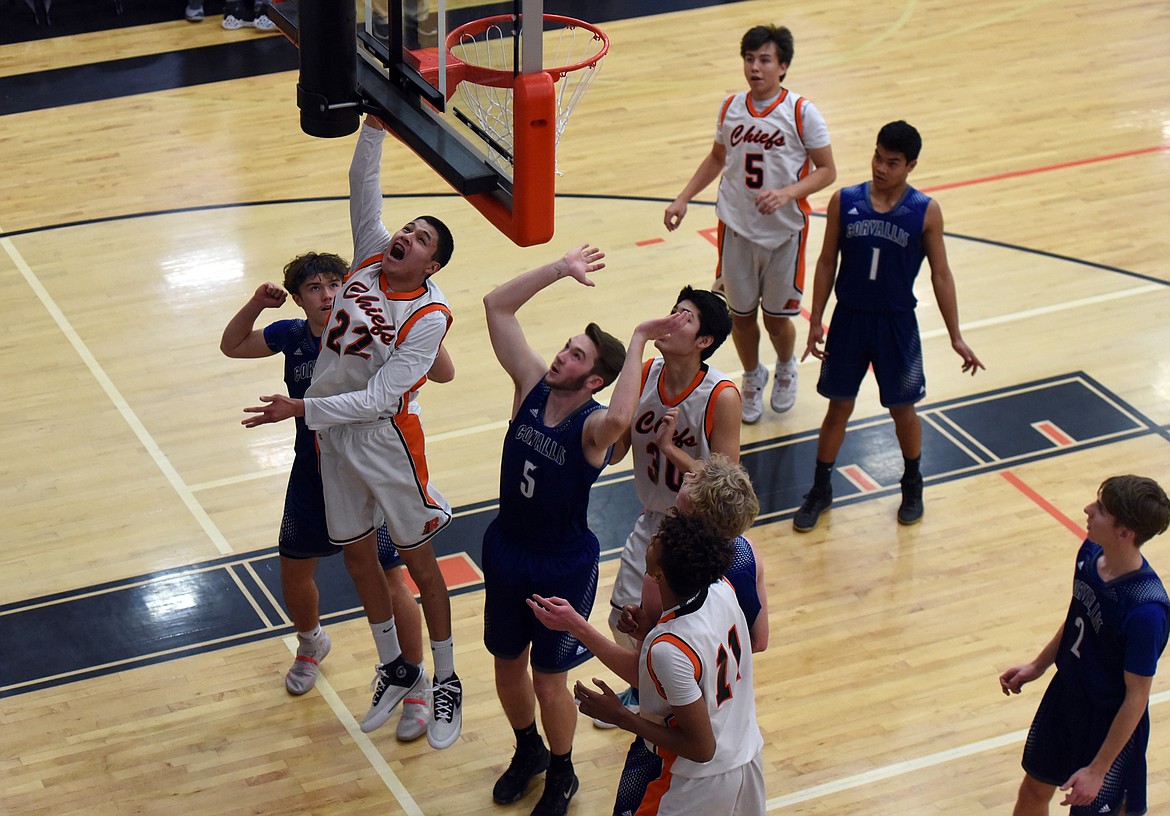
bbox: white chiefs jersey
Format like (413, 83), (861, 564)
(304, 256), (451, 430)
(714, 88), (831, 248)
(639, 579), (763, 779)
(631, 358), (737, 513)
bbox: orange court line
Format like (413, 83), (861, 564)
(636, 237), (665, 246)
(1032, 420), (1074, 447)
(401, 552), (484, 596)
(1001, 470), (1086, 540)
(840, 464), (880, 492)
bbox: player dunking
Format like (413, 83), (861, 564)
(222, 253), (450, 741)
(793, 120), (983, 532)
(481, 244), (688, 816)
(1000, 476), (1170, 816)
(243, 116), (462, 749)
(603, 286), (739, 720)
(665, 24), (836, 424)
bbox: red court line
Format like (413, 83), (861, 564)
(1001, 470), (1086, 539)
(636, 237), (665, 246)
(840, 464), (880, 492)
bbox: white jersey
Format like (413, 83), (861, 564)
(639, 579), (763, 779)
(631, 358), (737, 513)
(714, 88), (830, 248)
(303, 125), (452, 430)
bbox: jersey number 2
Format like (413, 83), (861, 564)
(326, 309), (374, 359)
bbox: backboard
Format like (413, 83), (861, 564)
(269, 0), (564, 247)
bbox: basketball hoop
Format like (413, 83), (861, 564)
(443, 14), (609, 174)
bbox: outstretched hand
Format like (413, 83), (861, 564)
(953, 340), (985, 376)
(633, 311), (689, 344)
(554, 244), (606, 286)
(802, 323), (827, 362)
(242, 394), (304, 427)
(574, 678), (628, 727)
(527, 594), (585, 634)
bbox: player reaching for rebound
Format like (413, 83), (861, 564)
(603, 286), (740, 721)
(665, 24), (836, 424)
(222, 252), (450, 741)
(1000, 476), (1170, 816)
(242, 115), (462, 749)
(481, 244), (688, 816)
(793, 120), (983, 532)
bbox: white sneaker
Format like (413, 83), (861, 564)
(741, 365), (768, 424)
(221, 13), (250, 28)
(427, 673), (462, 749)
(251, 13), (276, 30)
(395, 670), (431, 741)
(770, 358), (798, 413)
(285, 631), (331, 695)
(184, 3), (204, 21)
(360, 656), (423, 733)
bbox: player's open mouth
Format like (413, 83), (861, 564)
(388, 242), (406, 260)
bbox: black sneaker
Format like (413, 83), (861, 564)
(532, 771), (579, 816)
(793, 486), (832, 532)
(493, 740), (551, 804)
(898, 474), (924, 525)
(360, 655), (423, 733)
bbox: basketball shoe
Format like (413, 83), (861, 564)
(395, 669), (431, 741)
(741, 365), (768, 424)
(794, 486), (833, 532)
(285, 630), (331, 695)
(360, 656), (424, 733)
(771, 357), (798, 413)
(493, 737), (550, 804)
(533, 771), (579, 816)
(427, 673), (463, 749)
(898, 474), (924, 525)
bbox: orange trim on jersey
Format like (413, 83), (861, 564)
(350, 254), (382, 282)
(656, 365), (708, 408)
(646, 633), (703, 700)
(378, 278), (430, 300)
(396, 303), (453, 348)
(717, 94), (736, 127)
(746, 87), (787, 118)
(392, 410), (446, 517)
(793, 219), (809, 292)
(639, 358), (655, 392)
(704, 379), (738, 440)
(793, 95), (806, 143)
(634, 753), (677, 816)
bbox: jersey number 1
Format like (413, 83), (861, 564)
(715, 625), (743, 705)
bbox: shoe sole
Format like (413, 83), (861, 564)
(361, 668), (424, 733)
(793, 505), (831, 532)
(897, 510), (924, 526)
(426, 713), (462, 749)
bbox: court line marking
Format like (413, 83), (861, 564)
(2, 232), (234, 554)
(1001, 470), (1087, 539)
(282, 636), (424, 816)
(766, 687), (1170, 809)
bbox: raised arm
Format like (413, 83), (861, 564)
(802, 189), (842, 362)
(350, 116), (392, 267)
(665, 141), (726, 231)
(483, 244), (606, 414)
(220, 283), (286, 358)
(582, 312), (689, 463)
(923, 200), (984, 376)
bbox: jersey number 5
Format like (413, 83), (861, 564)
(520, 460), (537, 498)
(744, 153), (764, 190)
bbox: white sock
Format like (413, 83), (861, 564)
(431, 636), (454, 681)
(298, 624), (324, 642)
(371, 618), (402, 665)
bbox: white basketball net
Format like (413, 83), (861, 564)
(449, 18), (607, 175)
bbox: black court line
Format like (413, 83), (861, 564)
(3, 372), (1165, 698)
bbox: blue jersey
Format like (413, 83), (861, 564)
(1055, 540), (1170, 710)
(490, 380), (606, 563)
(724, 536), (762, 629)
(834, 182), (931, 312)
(263, 319), (320, 461)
